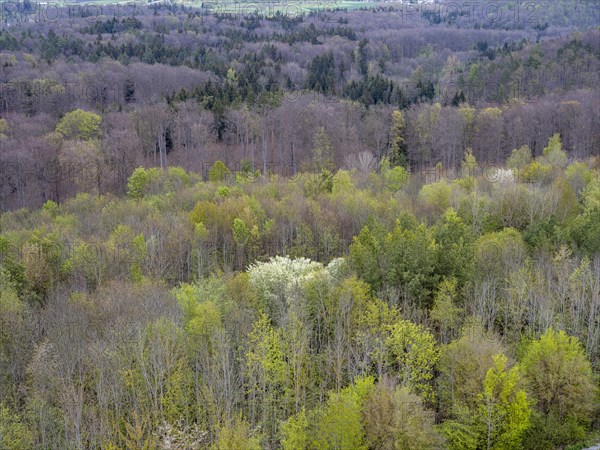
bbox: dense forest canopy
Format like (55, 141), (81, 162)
(0, 1), (599, 449)
(0, 0), (599, 209)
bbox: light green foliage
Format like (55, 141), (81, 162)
(126, 166), (197, 198)
(331, 170), (354, 196)
(0, 235), (10, 256)
(119, 318), (186, 431)
(567, 175), (600, 254)
(1, 130), (599, 450)
(349, 223), (386, 290)
(462, 148), (478, 177)
(355, 297), (399, 378)
(246, 314), (287, 385)
(58, 138), (105, 193)
(553, 176), (579, 222)
(0, 118), (8, 138)
(55, 109), (102, 140)
(430, 277), (462, 343)
(581, 175), (600, 212)
(216, 185), (230, 197)
(304, 168), (334, 195)
(311, 127), (335, 172)
(434, 208), (475, 286)
(232, 218), (250, 246)
(194, 222), (209, 239)
(245, 314), (287, 442)
(565, 161), (593, 195)
(386, 166), (409, 191)
(166, 166), (193, 188)
(542, 133), (567, 168)
(162, 360), (194, 424)
(520, 329), (596, 446)
(21, 228), (62, 300)
(521, 161), (552, 184)
(381, 157), (409, 191)
(390, 386), (444, 450)
(415, 103), (442, 164)
(437, 322), (505, 416)
(64, 239), (107, 287)
(507, 145), (532, 170)
(188, 200), (220, 228)
(127, 167), (161, 199)
(363, 383), (444, 450)
(389, 110), (407, 167)
(475, 228), (525, 279)
(459, 105), (476, 145)
(119, 402), (158, 449)
(326, 277), (378, 387)
(106, 224), (146, 282)
(208, 161), (231, 182)
(419, 180), (452, 217)
(236, 170), (261, 184)
(437, 418), (478, 450)
(386, 318), (439, 402)
(212, 415), (261, 450)
(173, 277), (228, 323)
(42, 200), (59, 217)
(186, 301), (221, 339)
(361, 382), (395, 450)
(475, 354), (530, 450)
(0, 276), (28, 406)
(312, 377), (374, 450)
(226, 67), (237, 82)
(281, 408), (309, 450)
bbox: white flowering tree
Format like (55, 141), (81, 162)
(247, 256), (347, 323)
(247, 256), (324, 323)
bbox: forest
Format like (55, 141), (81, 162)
(1, 0), (599, 209)
(0, 0), (599, 449)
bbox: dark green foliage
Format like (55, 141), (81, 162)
(306, 52), (336, 95)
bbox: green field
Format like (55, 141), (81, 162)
(36, 0), (377, 12)
(18, 0), (375, 14)
(194, 0), (372, 15)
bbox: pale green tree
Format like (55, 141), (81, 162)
(55, 109), (102, 140)
(506, 145), (532, 171)
(312, 377), (374, 450)
(208, 161), (231, 182)
(245, 314), (287, 445)
(363, 383), (445, 450)
(389, 110), (407, 167)
(419, 180), (452, 219)
(0, 403), (33, 450)
(520, 329), (597, 448)
(280, 408), (309, 450)
(386, 319), (439, 403)
(437, 322), (505, 417)
(542, 133), (567, 169)
(311, 127), (335, 172)
(430, 277), (463, 344)
(475, 354), (530, 450)
(433, 208), (475, 286)
(212, 415), (261, 450)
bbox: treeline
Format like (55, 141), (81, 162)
(0, 132), (599, 448)
(1, 86), (598, 210)
(1, 21), (598, 109)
